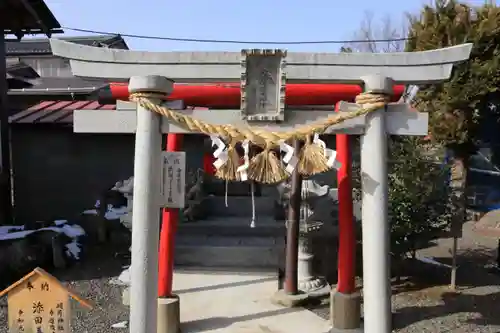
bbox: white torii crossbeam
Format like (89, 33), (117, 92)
(72, 100), (428, 136)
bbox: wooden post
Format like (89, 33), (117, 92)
(284, 139), (302, 295)
(450, 236), (458, 290)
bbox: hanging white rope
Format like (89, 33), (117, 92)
(302, 179), (308, 223)
(250, 181), (256, 228)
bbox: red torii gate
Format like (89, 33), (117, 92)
(100, 82), (405, 299)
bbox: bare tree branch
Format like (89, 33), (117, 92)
(344, 11), (407, 53)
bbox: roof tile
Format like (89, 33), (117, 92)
(9, 100), (116, 124)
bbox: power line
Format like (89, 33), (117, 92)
(62, 26), (411, 45)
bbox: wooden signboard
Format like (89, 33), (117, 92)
(161, 151), (186, 209)
(0, 267), (92, 333)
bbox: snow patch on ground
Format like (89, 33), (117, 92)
(0, 225), (24, 234)
(0, 178), (133, 264)
(65, 240), (82, 260)
(109, 266), (131, 286)
(0, 220), (86, 261)
(415, 255), (452, 268)
(82, 205), (128, 220)
(0, 223), (85, 241)
(111, 321), (128, 329)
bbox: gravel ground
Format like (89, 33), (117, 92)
(2, 221), (500, 333)
(310, 221), (500, 333)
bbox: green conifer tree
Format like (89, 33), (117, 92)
(406, 0), (500, 240)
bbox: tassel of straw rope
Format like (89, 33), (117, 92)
(214, 139), (241, 181)
(129, 91), (390, 183)
(297, 135), (330, 176)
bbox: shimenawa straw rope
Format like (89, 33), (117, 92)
(129, 92), (389, 183)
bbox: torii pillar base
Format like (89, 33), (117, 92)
(330, 290), (362, 332)
(157, 296), (180, 333)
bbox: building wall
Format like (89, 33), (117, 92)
(10, 125), (204, 223)
(18, 56), (72, 77)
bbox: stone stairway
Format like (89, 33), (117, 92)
(175, 195), (285, 271)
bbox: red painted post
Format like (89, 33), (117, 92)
(335, 102), (356, 294)
(158, 133), (182, 297)
(203, 153), (216, 176)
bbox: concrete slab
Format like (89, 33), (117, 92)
(172, 270), (330, 333)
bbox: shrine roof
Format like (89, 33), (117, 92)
(9, 100), (116, 124)
(6, 35), (128, 56)
(2, 0), (62, 37)
(7, 102), (212, 124)
(8, 77), (109, 96)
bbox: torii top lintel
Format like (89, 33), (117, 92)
(49, 39), (472, 85)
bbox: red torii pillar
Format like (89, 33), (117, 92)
(158, 133), (182, 297)
(335, 101), (356, 294)
(102, 83), (404, 299)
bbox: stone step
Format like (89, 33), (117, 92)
(174, 243), (285, 269)
(206, 196), (277, 217)
(177, 217), (285, 237)
(176, 235), (283, 246)
(175, 217), (285, 269)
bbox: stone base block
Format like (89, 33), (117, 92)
(157, 296), (180, 333)
(271, 289), (309, 308)
(330, 290), (361, 330)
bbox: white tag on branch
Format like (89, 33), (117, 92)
(210, 135), (228, 169)
(236, 140), (250, 181)
(279, 141), (298, 174)
(313, 134), (342, 170)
